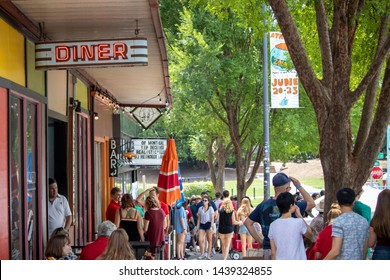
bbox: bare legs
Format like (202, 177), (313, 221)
(220, 232), (233, 260)
(176, 232), (185, 259)
(198, 230), (206, 256)
(240, 233), (253, 257)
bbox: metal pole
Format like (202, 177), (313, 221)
(263, 4), (271, 200)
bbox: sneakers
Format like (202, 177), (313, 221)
(198, 255), (206, 260)
(211, 248), (216, 256)
(206, 256), (211, 260)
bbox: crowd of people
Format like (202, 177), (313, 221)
(46, 174), (390, 260)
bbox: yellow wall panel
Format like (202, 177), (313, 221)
(75, 79), (88, 110)
(47, 70), (67, 116)
(0, 18), (25, 86)
(26, 40), (45, 95)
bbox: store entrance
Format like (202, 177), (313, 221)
(48, 118), (68, 197)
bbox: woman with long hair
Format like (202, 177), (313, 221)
(236, 197), (254, 257)
(115, 193), (144, 242)
(196, 196), (215, 260)
(313, 203), (341, 260)
(144, 196), (166, 253)
(98, 228), (136, 260)
(369, 189), (390, 260)
(218, 199), (241, 260)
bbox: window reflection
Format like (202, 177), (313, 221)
(26, 102), (37, 260)
(9, 96), (38, 260)
(10, 96), (22, 260)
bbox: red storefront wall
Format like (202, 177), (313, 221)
(0, 87), (10, 259)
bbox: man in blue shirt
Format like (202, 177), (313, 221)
(244, 172), (315, 260)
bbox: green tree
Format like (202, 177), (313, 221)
(202, 1), (390, 212)
(161, 3), (265, 203)
(159, 0), (321, 201)
(267, 0), (390, 211)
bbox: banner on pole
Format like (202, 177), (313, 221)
(270, 32), (299, 108)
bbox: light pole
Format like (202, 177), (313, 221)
(263, 4), (270, 200)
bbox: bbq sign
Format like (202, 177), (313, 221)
(35, 38), (148, 69)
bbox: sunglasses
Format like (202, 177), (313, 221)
(203, 199), (208, 202)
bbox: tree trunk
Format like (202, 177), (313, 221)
(206, 136), (231, 194)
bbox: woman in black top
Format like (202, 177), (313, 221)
(218, 199), (241, 260)
(115, 194), (144, 242)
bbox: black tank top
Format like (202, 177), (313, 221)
(218, 209), (234, 234)
(119, 208), (141, 242)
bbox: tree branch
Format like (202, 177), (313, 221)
(268, 0), (326, 110)
(350, 34), (390, 104)
(353, 17), (389, 156)
(246, 145), (264, 188)
(354, 56), (390, 185)
(206, 98), (229, 126)
(315, 0), (333, 86)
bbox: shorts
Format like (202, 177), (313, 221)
(199, 222), (211, 231)
(238, 225), (250, 235)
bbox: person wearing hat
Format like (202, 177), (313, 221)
(310, 199), (325, 235)
(244, 172), (315, 260)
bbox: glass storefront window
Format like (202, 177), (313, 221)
(10, 96), (22, 260)
(9, 94), (39, 260)
(26, 102), (37, 260)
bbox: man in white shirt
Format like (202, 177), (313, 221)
(48, 178), (72, 238)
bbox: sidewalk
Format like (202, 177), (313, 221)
(182, 247), (229, 260)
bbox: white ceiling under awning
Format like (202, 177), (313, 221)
(2, 0), (171, 108)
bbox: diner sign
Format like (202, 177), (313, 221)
(35, 38), (148, 69)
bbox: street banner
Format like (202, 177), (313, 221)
(270, 32), (299, 108)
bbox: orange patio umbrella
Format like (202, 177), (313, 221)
(157, 138), (181, 206)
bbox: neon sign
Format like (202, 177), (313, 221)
(35, 38), (147, 69)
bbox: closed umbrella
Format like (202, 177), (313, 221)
(157, 138), (181, 206)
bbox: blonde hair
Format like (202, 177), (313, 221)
(221, 199), (234, 213)
(98, 228), (136, 260)
(237, 198), (252, 219)
(326, 203), (341, 225)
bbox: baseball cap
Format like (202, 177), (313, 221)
(272, 172), (291, 187)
